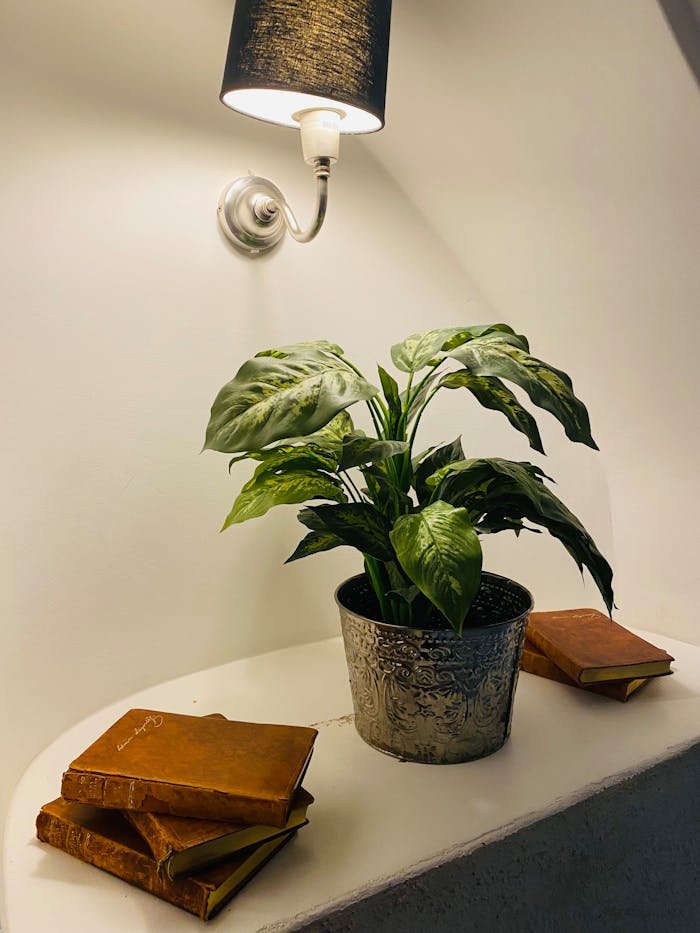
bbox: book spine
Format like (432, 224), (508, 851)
(61, 770), (287, 827)
(36, 809), (209, 919)
(122, 810), (173, 870)
(520, 645), (576, 686)
(525, 627), (587, 686)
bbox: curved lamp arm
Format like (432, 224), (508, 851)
(251, 158), (330, 246)
(217, 109), (339, 257)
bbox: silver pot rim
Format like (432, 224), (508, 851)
(334, 570), (534, 636)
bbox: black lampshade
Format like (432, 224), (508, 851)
(220, 0), (392, 134)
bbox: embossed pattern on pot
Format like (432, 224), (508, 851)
(337, 573), (532, 763)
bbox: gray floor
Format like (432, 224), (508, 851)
(299, 742), (700, 933)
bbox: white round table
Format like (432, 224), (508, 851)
(3, 631), (699, 932)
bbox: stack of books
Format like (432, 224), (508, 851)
(36, 709), (317, 920)
(521, 609), (674, 701)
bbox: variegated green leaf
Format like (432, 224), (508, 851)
(256, 340), (344, 359)
(205, 354), (377, 453)
(390, 501), (483, 633)
(250, 444), (338, 477)
(305, 503), (394, 562)
(285, 529), (345, 563)
(294, 410), (355, 451)
(391, 327), (468, 374)
(446, 334), (597, 448)
(440, 371), (544, 453)
(440, 324), (528, 353)
(222, 470), (345, 528)
(391, 324), (526, 374)
(339, 432), (408, 470)
(426, 458), (614, 612)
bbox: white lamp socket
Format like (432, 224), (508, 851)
(295, 109), (343, 165)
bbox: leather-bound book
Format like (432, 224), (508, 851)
(527, 609), (673, 685)
(126, 787), (313, 878)
(521, 639), (649, 701)
(36, 797), (297, 920)
(61, 709), (317, 827)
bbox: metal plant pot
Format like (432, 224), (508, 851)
(336, 572), (533, 764)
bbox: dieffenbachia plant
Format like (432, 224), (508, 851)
(204, 326), (614, 633)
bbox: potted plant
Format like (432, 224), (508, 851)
(204, 325), (614, 763)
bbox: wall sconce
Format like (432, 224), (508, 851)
(217, 0), (392, 256)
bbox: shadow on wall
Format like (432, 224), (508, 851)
(659, 0), (700, 83)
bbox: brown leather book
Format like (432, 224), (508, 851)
(61, 709), (317, 827)
(36, 797), (297, 920)
(126, 787), (313, 878)
(526, 609), (674, 685)
(521, 639), (649, 701)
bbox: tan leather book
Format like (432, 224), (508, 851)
(36, 797), (297, 920)
(521, 639), (649, 701)
(526, 609), (674, 685)
(61, 709), (317, 827)
(126, 787), (313, 878)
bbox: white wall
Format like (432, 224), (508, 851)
(4, 0), (695, 847)
(373, 0), (700, 644)
(0, 2), (499, 834)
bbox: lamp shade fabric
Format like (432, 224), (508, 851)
(220, 0), (392, 134)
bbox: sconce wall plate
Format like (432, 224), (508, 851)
(218, 0), (392, 256)
(217, 176), (287, 255)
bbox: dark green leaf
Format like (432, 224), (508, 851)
(390, 501), (483, 633)
(361, 463), (413, 513)
(306, 503), (394, 562)
(204, 354), (377, 453)
(377, 366), (402, 434)
(297, 507), (324, 532)
(413, 437), (465, 505)
(228, 453), (250, 473)
(411, 446), (436, 471)
(285, 529), (345, 563)
(427, 458), (614, 612)
(387, 584), (422, 605)
(222, 470), (345, 528)
(339, 432), (409, 470)
(475, 515), (541, 535)
(446, 334), (597, 449)
(440, 371), (544, 454)
(403, 372), (440, 423)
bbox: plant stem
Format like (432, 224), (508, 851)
(408, 386), (442, 454)
(342, 470), (365, 503)
(335, 354), (389, 436)
(339, 474), (359, 502)
(364, 555), (390, 623)
(399, 361), (445, 481)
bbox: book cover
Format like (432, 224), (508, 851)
(126, 787), (313, 878)
(61, 709), (317, 827)
(36, 797), (297, 920)
(526, 609), (674, 685)
(521, 639), (649, 701)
